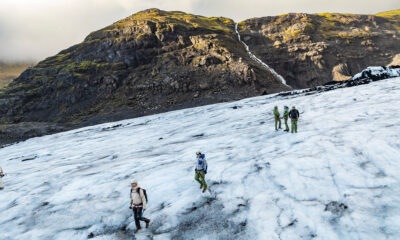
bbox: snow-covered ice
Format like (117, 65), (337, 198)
(1, 78), (400, 240)
(352, 66), (400, 81)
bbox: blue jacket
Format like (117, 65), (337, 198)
(195, 154), (208, 172)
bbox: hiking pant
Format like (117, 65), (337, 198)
(291, 119), (298, 133)
(0, 177), (3, 189)
(284, 118), (289, 131)
(195, 170), (207, 189)
(275, 117), (281, 130)
(133, 206), (150, 229)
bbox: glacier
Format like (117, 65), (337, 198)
(0, 78), (400, 240)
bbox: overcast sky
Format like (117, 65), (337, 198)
(0, 0), (398, 62)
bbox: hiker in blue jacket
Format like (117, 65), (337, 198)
(194, 151), (208, 192)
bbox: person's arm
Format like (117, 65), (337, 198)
(130, 189), (133, 207)
(204, 159), (208, 174)
(140, 189), (147, 210)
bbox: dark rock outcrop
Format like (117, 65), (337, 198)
(238, 10), (400, 88)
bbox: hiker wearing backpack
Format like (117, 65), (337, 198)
(289, 106), (300, 133)
(195, 151), (208, 193)
(129, 180), (150, 233)
(283, 106), (290, 132)
(0, 166), (4, 190)
(273, 106), (282, 131)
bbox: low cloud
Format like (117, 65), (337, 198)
(0, 0), (398, 62)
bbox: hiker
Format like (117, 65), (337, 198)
(289, 106), (300, 133)
(194, 151), (208, 193)
(273, 106), (282, 131)
(283, 106), (290, 132)
(129, 179), (150, 233)
(0, 166), (4, 190)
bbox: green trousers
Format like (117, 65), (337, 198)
(284, 118), (289, 131)
(195, 170), (207, 189)
(291, 119), (298, 133)
(275, 118), (281, 130)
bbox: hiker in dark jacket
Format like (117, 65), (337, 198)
(130, 179), (150, 233)
(194, 151), (208, 192)
(289, 106), (300, 133)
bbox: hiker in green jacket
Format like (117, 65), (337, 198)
(283, 106), (290, 132)
(273, 106), (282, 131)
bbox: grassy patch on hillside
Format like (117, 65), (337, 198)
(376, 9), (400, 19)
(109, 9), (235, 35)
(376, 9), (400, 33)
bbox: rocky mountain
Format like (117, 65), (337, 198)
(238, 9), (400, 88)
(0, 9), (290, 144)
(0, 8), (399, 145)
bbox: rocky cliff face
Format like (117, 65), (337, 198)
(238, 10), (400, 88)
(0, 9), (287, 135)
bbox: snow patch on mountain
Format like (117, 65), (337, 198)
(352, 66), (400, 81)
(235, 23), (289, 87)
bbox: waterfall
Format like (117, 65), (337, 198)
(235, 23), (289, 87)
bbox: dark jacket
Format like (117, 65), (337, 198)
(289, 109), (300, 119)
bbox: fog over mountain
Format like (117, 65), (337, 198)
(0, 0), (398, 62)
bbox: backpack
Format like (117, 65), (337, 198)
(131, 187), (148, 203)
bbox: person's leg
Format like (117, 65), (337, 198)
(199, 171), (207, 190)
(194, 171), (202, 187)
(133, 207), (141, 229)
(138, 207), (150, 225)
(294, 120), (298, 133)
(275, 118), (278, 130)
(291, 120), (294, 133)
(278, 118), (282, 129)
(284, 118), (289, 131)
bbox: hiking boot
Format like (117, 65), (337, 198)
(202, 187), (207, 193)
(134, 227), (142, 234)
(200, 185), (203, 189)
(146, 220), (150, 228)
